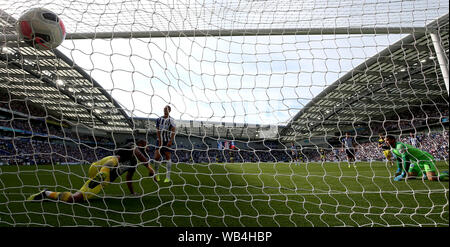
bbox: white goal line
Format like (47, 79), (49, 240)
(4, 189), (448, 198)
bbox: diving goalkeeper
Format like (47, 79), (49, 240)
(27, 140), (155, 203)
(385, 135), (448, 181)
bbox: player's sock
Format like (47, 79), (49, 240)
(153, 160), (159, 174)
(165, 160), (172, 182)
(27, 189), (47, 201)
(153, 160), (161, 179)
(153, 161), (161, 182)
(45, 191), (60, 200)
(45, 191), (73, 202)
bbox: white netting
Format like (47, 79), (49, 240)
(1, 0), (448, 32)
(0, 0), (448, 227)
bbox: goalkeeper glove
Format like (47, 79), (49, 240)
(394, 173), (405, 181)
(395, 168), (403, 177)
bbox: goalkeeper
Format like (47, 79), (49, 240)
(27, 140), (155, 203)
(385, 135), (448, 181)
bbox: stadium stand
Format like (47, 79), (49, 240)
(1, 94), (448, 165)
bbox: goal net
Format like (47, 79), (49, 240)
(0, 0), (448, 227)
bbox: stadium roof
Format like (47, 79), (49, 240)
(132, 117), (280, 140)
(0, 9), (133, 132)
(279, 14), (449, 143)
(0, 8), (275, 140)
(1, 7), (448, 141)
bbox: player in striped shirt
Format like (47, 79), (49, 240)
(152, 105), (176, 183)
(290, 142), (300, 165)
(341, 132), (357, 168)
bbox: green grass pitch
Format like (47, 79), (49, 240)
(0, 161), (448, 227)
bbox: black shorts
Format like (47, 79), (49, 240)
(157, 141), (172, 154)
(291, 152), (298, 159)
(345, 148), (355, 159)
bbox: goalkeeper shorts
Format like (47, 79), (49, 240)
(408, 160), (437, 176)
(80, 156), (119, 200)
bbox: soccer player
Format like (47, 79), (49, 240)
(229, 141), (236, 163)
(385, 135), (449, 181)
(341, 132), (357, 168)
(298, 153), (304, 163)
(319, 148), (326, 162)
(152, 105), (176, 183)
(27, 140), (155, 203)
(378, 133), (394, 167)
(409, 132), (419, 148)
(290, 142), (300, 165)
(333, 147), (340, 162)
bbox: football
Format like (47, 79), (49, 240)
(16, 8), (66, 50)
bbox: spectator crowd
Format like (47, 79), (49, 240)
(0, 96), (448, 165)
(318, 131), (449, 162)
